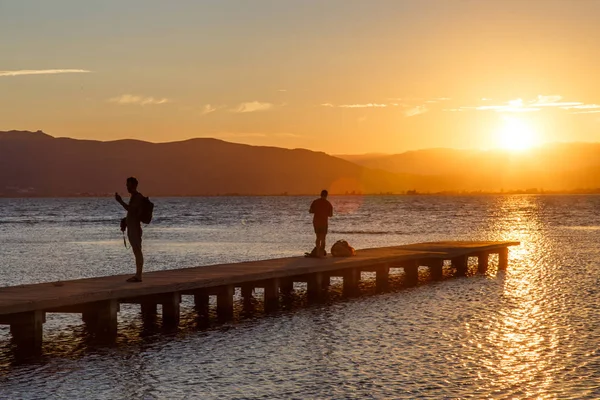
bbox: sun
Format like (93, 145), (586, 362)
(497, 117), (538, 151)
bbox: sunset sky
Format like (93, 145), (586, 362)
(2, 0), (600, 154)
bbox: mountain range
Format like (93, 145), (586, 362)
(0, 130), (418, 196)
(2, 130), (600, 197)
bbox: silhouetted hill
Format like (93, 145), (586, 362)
(338, 144), (600, 192)
(6, 131), (600, 196)
(0, 131), (424, 196)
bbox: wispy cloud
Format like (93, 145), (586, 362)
(321, 98), (444, 116)
(405, 105), (428, 117)
(425, 97), (451, 104)
(446, 95), (600, 114)
(339, 103), (388, 108)
(561, 103), (600, 110)
(0, 69), (91, 77)
(200, 104), (217, 115)
(320, 103), (388, 108)
(109, 94), (170, 106)
(232, 101), (274, 113)
(571, 110), (600, 114)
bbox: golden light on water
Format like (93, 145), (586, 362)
(482, 196), (561, 397)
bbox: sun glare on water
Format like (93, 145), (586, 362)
(497, 117), (538, 151)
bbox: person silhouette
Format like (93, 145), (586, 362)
(309, 190), (333, 257)
(115, 177), (145, 282)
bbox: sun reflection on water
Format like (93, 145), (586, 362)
(478, 195), (563, 397)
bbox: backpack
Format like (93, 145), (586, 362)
(140, 196), (154, 224)
(331, 240), (356, 257)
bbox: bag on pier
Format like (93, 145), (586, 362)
(331, 240), (356, 257)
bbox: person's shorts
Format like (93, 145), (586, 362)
(314, 225), (328, 235)
(128, 227), (143, 250)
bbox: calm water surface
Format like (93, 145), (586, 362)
(0, 195), (599, 399)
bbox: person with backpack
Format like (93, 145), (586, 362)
(309, 189), (333, 257)
(115, 176), (152, 282)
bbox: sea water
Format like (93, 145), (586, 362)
(0, 195), (598, 399)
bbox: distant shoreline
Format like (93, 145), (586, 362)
(3, 190), (600, 199)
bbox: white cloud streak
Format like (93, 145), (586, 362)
(201, 104), (217, 115)
(562, 104), (600, 110)
(475, 105), (541, 113)
(425, 97), (452, 104)
(446, 95), (600, 115)
(405, 105), (428, 117)
(571, 110), (600, 114)
(109, 94), (170, 106)
(339, 103), (388, 108)
(321, 99), (441, 117)
(0, 69), (91, 77)
(233, 101), (274, 113)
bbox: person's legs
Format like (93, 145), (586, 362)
(127, 229), (144, 281)
(314, 225), (321, 250)
(313, 225), (328, 256)
(319, 225), (328, 253)
(132, 241), (144, 278)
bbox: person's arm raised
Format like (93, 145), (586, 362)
(115, 192), (129, 211)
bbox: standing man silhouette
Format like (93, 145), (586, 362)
(309, 190), (333, 257)
(116, 177), (144, 282)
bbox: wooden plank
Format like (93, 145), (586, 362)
(0, 241), (519, 316)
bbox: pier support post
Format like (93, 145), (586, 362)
(280, 279), (294, 296)
(161, 292), (181, 328)
(343, 268), (360, 297)
(9, 311), (44, 354)
(193, 291), (210, 323)
(217, 285), (235, 321)
(427, 259), (444, 281)
(403, 261), (419, 286)
(321, 273), (330, 290)
(264, 279), (280, 313)
(498, 248), (509, 270)
(307, 272), (324, 303)
(452, 255), (468, 277)
(477, 252), (489, 274)
(82, 300), (119, 338)
(241, 285), (253, 300)
(141, 303), (157, 320)
(375, 265), (390, 292)
(194, 292), (209, 312)
(241, 285), (254, 310)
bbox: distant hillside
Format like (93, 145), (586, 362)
(337, 144), (600, 192)
(0, 130), (424, 196)
(5, 130), (600, 197)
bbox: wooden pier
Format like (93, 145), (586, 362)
(0, 241), (519, 353)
